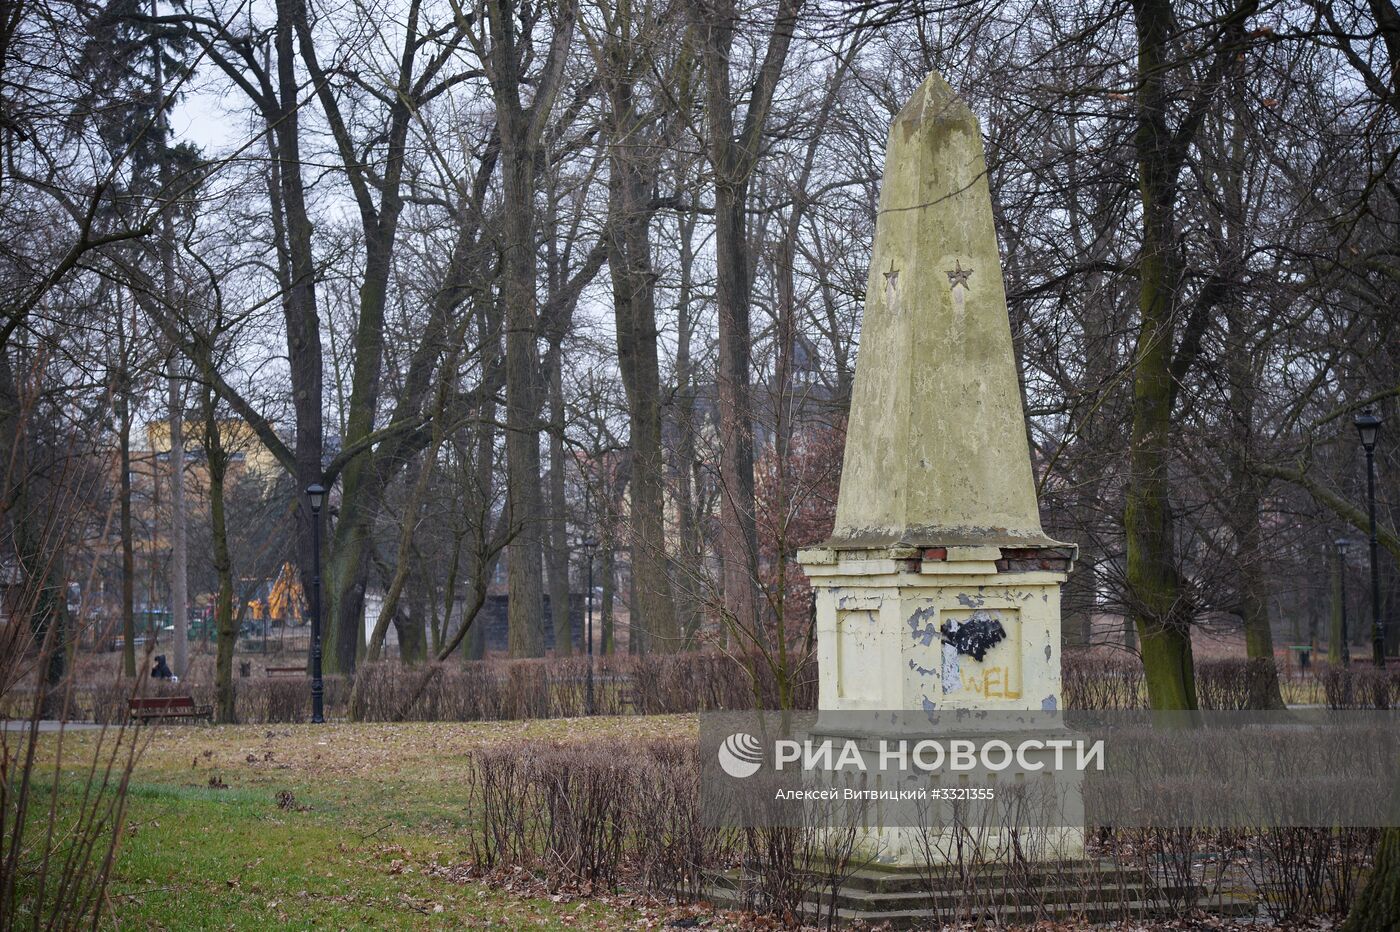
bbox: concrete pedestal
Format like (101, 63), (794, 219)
(798, 543), (1080, 866)
(800, 545), (1073, 714)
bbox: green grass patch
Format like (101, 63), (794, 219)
(19, 717), (698, 929)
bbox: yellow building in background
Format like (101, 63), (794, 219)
(143, 419), (284, 480)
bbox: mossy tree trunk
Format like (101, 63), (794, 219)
(201, 385), (237, 724)
(1126, 0), (1256, 710)
(393, 594), (427, 665)
(1341, 827), (1400, 931)
(1127, 0), (1195, 711)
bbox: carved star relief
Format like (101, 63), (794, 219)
(883, 259), (900, 289)
(946, 260), (973, 290)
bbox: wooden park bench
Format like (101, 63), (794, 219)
(265, 666), (306, 677)
(128, 696), (212, 723)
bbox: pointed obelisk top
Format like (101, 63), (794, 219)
(828, 71), (1055, 550)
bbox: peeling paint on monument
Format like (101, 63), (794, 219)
(906, 605), (939, 646)
(940, 639), (961, 693)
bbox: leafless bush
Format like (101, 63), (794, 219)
(1320, 666), (1399, 710)
(910, 801), (1055, 924)
(631, 741), (734, 898)
(464, 738), (719, 892)
(458, 732), (1383, 924)
(346, 652), (814, 723)
(1062, 654), (1147, 710)
(733, 825), (814, 919)
(534, 744), (631, 885)
(1065, 654), (1317, 711)
(466, 744), (540, 871)
(1, 474), (142, 928)
(630, 652), (817, 713)
(1240, 828), (1380, 919)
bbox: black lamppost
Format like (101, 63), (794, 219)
(306, 483), (326, 723)
(1336, 537), (1352, 666)
(583, 536), (599, 715)
(1354, 407), (1384, 667)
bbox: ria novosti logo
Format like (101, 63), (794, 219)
(717, 732), (764, 778)
(715, 732), (1105, 779)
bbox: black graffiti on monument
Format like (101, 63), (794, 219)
(940, 615), (1006, 662)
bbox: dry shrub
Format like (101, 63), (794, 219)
(534, 744), (631, 884)
(1065, 654), (1344, 711)
(1195, 658), (1279, 709)
(631, 652), (817, 714)
(464, 738), (719, 893)
(1241, 828), (1379, 919)
(231, 673), (348, 723)
(1062, 654), (1146, 710)
(631, 741), (733, 898)
(86, 675), (133, 725)
(345, 652), (815, 724)
(1321, 665), (1399, 710)
(58, 651), (821, 726)
(458, 733), (1381, 924)
(2, 502), (143, 928)
(468, 743), (540, 871)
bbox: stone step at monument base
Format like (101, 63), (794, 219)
(702, 861), (1256, 928)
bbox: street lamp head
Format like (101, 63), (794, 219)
(1335, 537), (1351, 555)
(306, 483), (326, 513)
(1354, 407), (1381, 452)
(583, 537), (599, 550)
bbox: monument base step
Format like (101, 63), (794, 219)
(702, 860), (1256, 928)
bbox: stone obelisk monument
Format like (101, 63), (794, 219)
(799, 71), (1074, 715)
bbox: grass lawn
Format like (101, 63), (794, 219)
(25, 716), (699, 930)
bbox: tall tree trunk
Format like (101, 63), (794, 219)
(608, 87), (678, 652)
(689, 0), (805, 648)
(203, 392), (236, 723)
(165, 367), (189, 678)
(394, 594), (427, 664)
(501, 130), (545, 658)
(1224, 349), (1284, 705)
(712, 177), (761, 646)
(296, 0), (424, 676)
(1330, 551), (1348, 666)
(150, 0), (188, 679)
(267, 1), (325, 678)
(116, 303), (136, 678)
(1217, 55), (1283, 709)
(481, 0), (577, 658)
(673, 207), (702, 646)
(465, 303), (503, 663)
(1126, 0), (1194, 710)
(547, 355), (572, 654)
